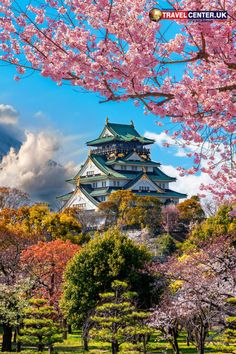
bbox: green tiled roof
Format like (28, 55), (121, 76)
(65, 178), (76, 185)
(79, 186), (99, 206)
(80, 175), (108, 183)
(122, 172), (144, 189)
(71, 161), (176, 184)
(87, 136), (116, 146)
(87, 122), (154, 146)
(91, 155), (125, 178)
(135, 190), (187, 198)
(73, 155), (125, 181)
(150, 168), (176, 182)
(107, 123), (140, 137)
(90, 187), (120, 197)
(57, 191), (74, 200)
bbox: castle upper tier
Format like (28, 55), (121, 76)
(59, 119), (186, 210)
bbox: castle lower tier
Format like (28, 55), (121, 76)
(58, 119), (187, 210)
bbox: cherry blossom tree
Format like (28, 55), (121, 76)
(149, 293), (182, 354)
(0, 0), (235, 200)
(0, 187), (30, 210)
(161, 204), (179, 234)
(150, 234), (236, 354)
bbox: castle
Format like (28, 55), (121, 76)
(58, 119), (186, 210)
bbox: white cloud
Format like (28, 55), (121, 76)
(34, 111), (48, 120)
(145, 131), (188, 157)
(145, 131), (173, 146)
(0, 104), (19, 125)
(175, 150), (187, 157)
(161, 164), (212, 198)
(0, 131), (76, 206)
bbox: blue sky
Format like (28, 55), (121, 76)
(0, 61), (188, 167)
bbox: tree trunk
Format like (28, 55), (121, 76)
(2, 324), (13, 352)
(169, 327), (180, 354)
(13, 328), (17, 343)
(38, 337), (44, 352)
(194, 323), (208, 354)
(197, 341), (205, 354)
(112, 341), (119, 354)
(172, 336), (180, 354)
(143, 334), (148, 354)
(16, 341), (21, 353)
(62, 319), (67, 340)
(83, 336), (89, 352)
(16, 327), (21, 352)
(67, 324), (72, 334)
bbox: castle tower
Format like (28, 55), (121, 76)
(58, 119), (186, 210)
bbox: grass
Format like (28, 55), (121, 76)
(0, 330), (236, 353)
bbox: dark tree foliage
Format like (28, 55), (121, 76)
(62, 229), (160, 347)
(90, 280), (151, 354)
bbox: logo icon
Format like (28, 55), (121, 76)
(149, 8), (163, 22)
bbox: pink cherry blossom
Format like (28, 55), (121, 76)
(0, 0), (235, 201)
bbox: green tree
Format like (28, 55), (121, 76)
(154, 234), (177, 259)
(223, 297), (236, 346)
(0, 280), (29, 352)
(61, 229), (156, 350)
(177, 196), (205, 226)
(19, 298), (62, 352)
(90, 280), (151, 354)
(183, 204), (236, 250)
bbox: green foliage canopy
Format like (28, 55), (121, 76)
(90, 280), (151, 354)
(19, 298), (63, 351)
(183, 204), (236, 250)
(62, 229), (154, 326)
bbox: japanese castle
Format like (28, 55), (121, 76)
(59, 119), (186, 210)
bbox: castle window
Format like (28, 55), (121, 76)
(100, 196), (106, 201)
(87, 171), (94, 176)
(92, 182), (97, 188)
(132, 166), (137, 171)
(139, 186), (150, 191)
(121, 165), (126, 170)
(74, 203), (86, 209)
(113, 181), (120, 187)
(102, 181), (106, 187)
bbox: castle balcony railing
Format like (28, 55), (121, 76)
(90, 147), (150, 157)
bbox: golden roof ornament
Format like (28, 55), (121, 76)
(130, 120), (134, 127)
(143, 166), (148, 173)
(106, 116), (109, 124)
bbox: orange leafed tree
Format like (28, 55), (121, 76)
(21, 240), (80, 310)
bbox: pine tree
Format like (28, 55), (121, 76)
(18, 298), (62, 352)
(224, 297), (236, 345)
(90, 280), (151, 354)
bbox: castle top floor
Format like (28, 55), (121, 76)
(86, 118), (155, 158)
